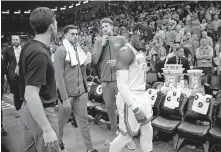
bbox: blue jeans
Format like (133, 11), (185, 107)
(20, 102), (59, 152)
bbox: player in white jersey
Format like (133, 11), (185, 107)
(109, 22), (153, 152)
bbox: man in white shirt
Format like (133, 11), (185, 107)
(3, 35), (22, 117)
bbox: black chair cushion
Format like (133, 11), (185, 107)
(177, 122), (210, 140)
(209, 126), (221, 140)
(152, 116), (180, 134)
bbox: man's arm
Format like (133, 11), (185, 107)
(204, 47), (214, 59)
(92, 38), (105, 65)
(195, 48), (204, 59)
(54, 46), (69, 101)
(25, 85), (52, 131)
(24, 53), (53, 131)
(115, 47), (138, 111)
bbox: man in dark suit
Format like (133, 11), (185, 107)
(167, 47), (190, 73)
(3, 35), (22, 117)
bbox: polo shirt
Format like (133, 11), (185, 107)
(19, 40), (57, 104)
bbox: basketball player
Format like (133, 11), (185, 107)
(109, 22), (153, 152)
(92, 18), (136, 149)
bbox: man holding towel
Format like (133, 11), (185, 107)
(54, 25), (98, 152)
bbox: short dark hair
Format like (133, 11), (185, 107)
(30, 7), (56, 34)
(100, 18), (113, 25)
(176, 47), (183, 52)
(133, 22), (147, 33)
(63, 25), (78, 34)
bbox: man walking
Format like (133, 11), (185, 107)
(4, 35), (23, 117)
(109, 22), (153, 152)
(54, 25), (98, 152)
(19, 7), (59, 152)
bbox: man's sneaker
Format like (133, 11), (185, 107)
(87, 149), (98, 152)
(126, 140), (136, 150)
(104, 131), (118, 146)
(59, 141), (67, 152)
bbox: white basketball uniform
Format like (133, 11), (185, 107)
(117, 43), (153, 136)
(110, 43), (153, 152)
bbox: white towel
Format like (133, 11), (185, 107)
(146, 89), (159, 106)
(192, 93), (212, 115)
(164, 91), (182, 109)
(63, 39), (87, 66)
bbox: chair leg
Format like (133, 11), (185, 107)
(94, 113), (102, 124)
(176, 137), (185, 151)
(173, 134), (179, 151)
(203, 141), (209, 152)
(153, 130), (159, 140)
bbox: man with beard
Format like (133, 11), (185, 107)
(109, 22), (153, 152)
(3, 35), (23, 117)
(54, 25), (98, 152)
(19, 7), (59, 151)
(92, 18), (136, 149)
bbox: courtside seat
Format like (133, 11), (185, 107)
(208, 102), (221, 151)
(177, 122), (210, 140)
(209, 126), (221, 139)
(152, 91), (188, 150)
(152, 91), (164, 120)
(152, 116), (180, 134)
(176, 95), (217, 152)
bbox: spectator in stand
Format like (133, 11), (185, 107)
(165, 25), (175, 46)
(217, 51), (221, 88)
(202, 31), (213, 47)
(213, 14), (221, 41)
(196, 38), (214, 85)
(174, 25), (183, 44)
(181, 32), (194, 58)
(215, 37), (221, 56)
(200, 19), (207, 31)
(156, 47), (167, 82)
(191, 21), (201, 40)
(167, 47), (190, 73)
(192, 34), (200, 65)
(206, 19), (215, 40)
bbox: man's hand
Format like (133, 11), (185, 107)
(43, 127), (58, 147)
(101, 35), (109, 46)
(15, 65), (19, 75)
(62, 98), (71, 112)
(133, 107), (148, 125)
(107, 60), (116, 67)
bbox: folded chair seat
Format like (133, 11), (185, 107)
(177, 121), (210, 140)
(152, 116), (180, 134)
(209, 125), (221, 140)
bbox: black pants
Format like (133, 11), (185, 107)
(9, 76), (22, 111)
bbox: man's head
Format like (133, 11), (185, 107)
(214, 15), (218, 20)
(202, 31), (207, 38)
(200, 38), (208, 47)
(176, 47), (185, 58)
(132, 22), (151, 51)
(63, 25), (78, 44)
(186, 32), (191, 40)
(30, 7), (57, 40)
(100, 18), (113, 35)
(11, 35), (20, 47)
(202, 19), (206, 24)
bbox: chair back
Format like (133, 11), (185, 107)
(184, 95), (217, 124)
(160, 91), (188, 118)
